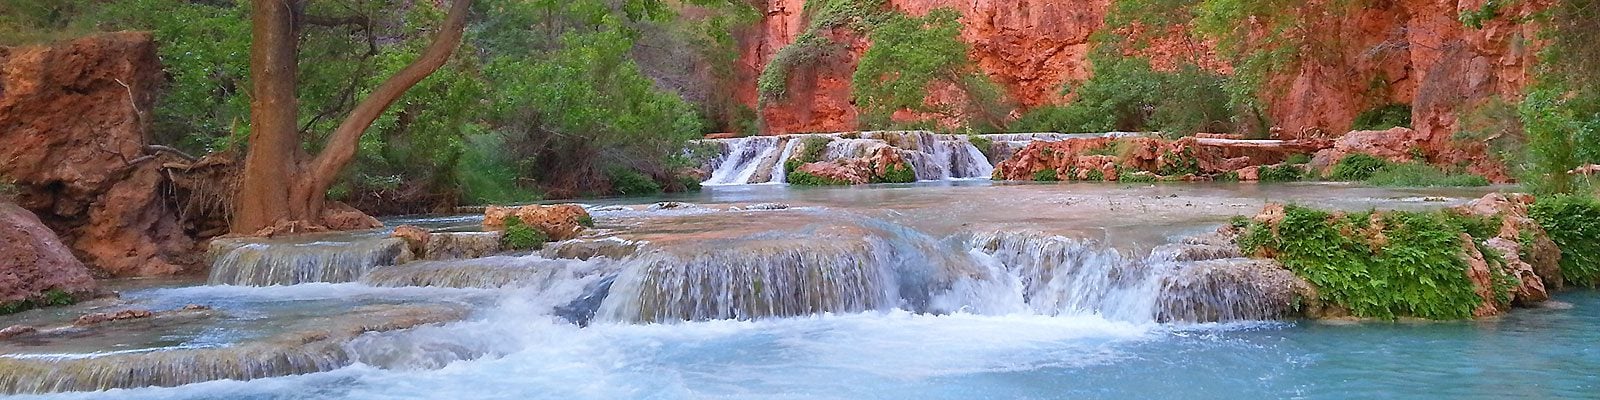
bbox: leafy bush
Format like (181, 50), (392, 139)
(1285, 153), (1311, 165)
(1085, 169), (1106, 182)
(1239, 205), (1485, 319)
(1330, 154), (1390, 181)
(1365, 163), (1491, 187)
(606, 168), (663, 196)
(1529, 195), (1600, 287)
(1119, 171), (1158, 183)
(1032, 169), (1060, 182)
(1258, 164), (1302, 182)
(577, 215), (596, 228)
(872, 163), (918, 183)
(853, 8), (1007, 128)
(1352, 104), (1413, 130)
(500, 216), (549, 251)
(1010, 53), (1234, 136)
(788, 170), (851, 186)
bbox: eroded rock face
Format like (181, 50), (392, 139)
(0, 32), (197, 276)
(0, 203), (98, 304)
(483, 204), (591, 241)
(736, 0), (1544, 165)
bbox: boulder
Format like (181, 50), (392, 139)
(422, 232), (504, 260)
(319, 201), (382, 231)
(391, 225), (431, 256)
(0, 202), (98, 305)
(1454, 193), (1563, 290)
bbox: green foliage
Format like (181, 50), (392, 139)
(1285, 153), (1312, 165)
(852, 8), (1006, 128)
(1239, 205), (1485, 320)
(1158, 148), (1202, 176)
(457, 134), (540, 205)
(1330, 154), (1490, 187)
(1085, 169), (1106, 182)
(1516, 0), (1600, 194)
(1330, 154), (1391, 181)
(500, 216), (548, 251)
(1012, 52), (1233, 136)
(0, 288), (76, 316)
(1119, 171), (1158, 183)
(788, 170), (852, 186)
(872, 163), (918, 184)
(1258, 164), (1303, 182)
(606, 168), (663, 196)
(1459, 0), (1505, 29)
(1032, 169), (1061, 182)
(1529, 195), (1600, 286)
(1352, 104), (1413, 130)
(1216, 170), (1241, 182)
(577, 215), (596, 228)
(1365, 163), (1491, 187)
(1086, 140), (1128, 157)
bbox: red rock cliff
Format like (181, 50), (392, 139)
(736, 0), (1545, 154)
(0, 32), (199, 276)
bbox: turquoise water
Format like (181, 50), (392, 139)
(6, 182), (1595, 399)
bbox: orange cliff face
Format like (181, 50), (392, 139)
(735, 0), (1110, 134)
(733, 0), (1547, 166)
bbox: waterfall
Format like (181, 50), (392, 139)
(361, 255), (614, 290)
(693, 131), (1004, 185)
(0, 304), (466, 395)
(207, 236), (413, 286)
(702, 136), (781, 185)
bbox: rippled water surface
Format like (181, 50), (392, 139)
(5, 182), (1596, 399)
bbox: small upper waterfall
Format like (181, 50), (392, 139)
(696, 131), (1000, 185)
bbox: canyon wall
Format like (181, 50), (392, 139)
(736, 0), (1546, 163)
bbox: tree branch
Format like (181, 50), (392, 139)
(300, 0), (473, 199)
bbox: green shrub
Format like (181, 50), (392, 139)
(676, 175), (703, 192)
(789, 170), (851, 186)
(872, 163), (918, 183)
(1330, 154), (1390, 181)
(501, 216), (549, 251)
(577, 215), (595, 228)
(1158, 148), (1202, 176)
(1085, 169), (1105, 182)
(607, 167), (662, 196)
(1259, 164), (1302, 182)
(1032, 169), (1060, 182)
(1365, 163), (1491, 187)
(1352, 104), (1412, 130)
(1216, 171), (1241, 182)
(1529, 195), (1600, 287)
(1239, 205), (1486, 319)
(1120, 170), (1158, 183)
(1285, 153), (1311, 165)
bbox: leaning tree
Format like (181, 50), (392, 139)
(233, 0), (472, 234)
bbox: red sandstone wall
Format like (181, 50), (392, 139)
(735, 0), (1546, 141)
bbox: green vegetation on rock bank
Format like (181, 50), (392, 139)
(1238, 205), (1502, 320)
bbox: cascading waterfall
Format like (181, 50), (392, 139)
(361, 255), (614, 290)
(207, 236), (413, 286)
(696, 131), (999, 185)
(702, 136), (781, 185)
(0, 304), (467, 395)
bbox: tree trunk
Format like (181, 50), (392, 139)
(233, 0), (474, 234)
(234, 0), (305, 234)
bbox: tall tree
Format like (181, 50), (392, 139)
(234, 0), (473, 233)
